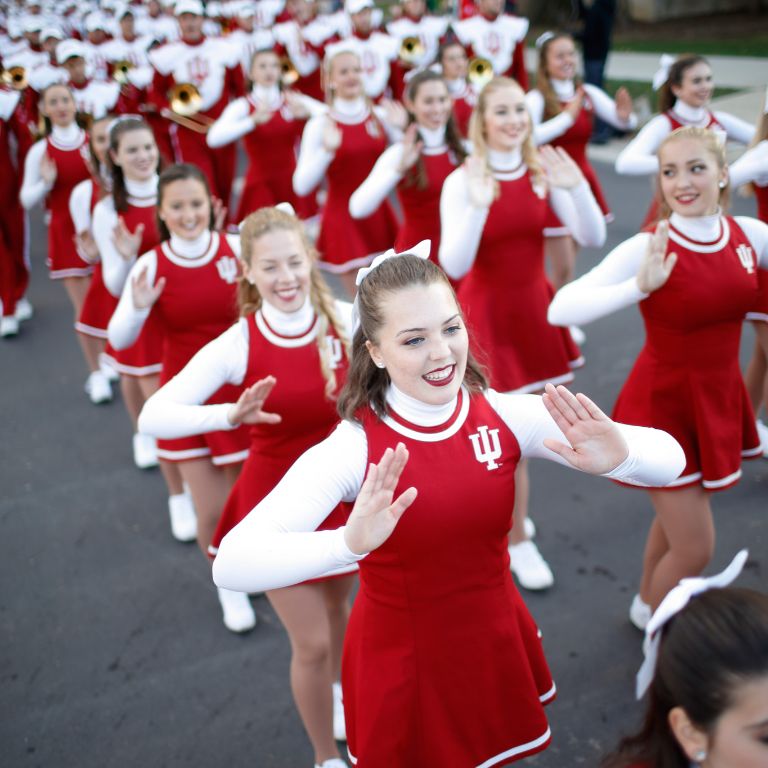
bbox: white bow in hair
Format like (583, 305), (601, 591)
(652, 53), (677, 92)
(535, 31), (555, 50)
(635, 549), (748, 700)
(238, 201), (296, 230)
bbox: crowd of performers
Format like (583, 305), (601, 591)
(2, 0), (768, 766)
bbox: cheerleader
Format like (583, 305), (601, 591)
(527, 31), (636, 291)
(292, 43), (400, 297)
(615, 54), (754, 227)
(213, 249), (685, 768)
(350, 70), (465, 265)
(206, 48), (324, 224)
(92, 118), (191, 538)
(437, 39), (475, 138)
(19, 83), (96, 394)
(549, 126), (768, 625)
(439, 76), (606, 591)
(108, 163), (253, 632)
(68, 115), (116, 403)
(139, 206), (356, 768)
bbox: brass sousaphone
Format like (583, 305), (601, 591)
(467, 57), (494, 90)
(163, 83), (214, 133)
(1, 65), (28, 90)
(398, 36), (425, 67)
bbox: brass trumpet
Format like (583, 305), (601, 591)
(280, 56), (299, 86)
(112, 60), (134, 86)
(162, 83), (214, 134)
(467, 57), (494, 90)
(2, 65), (28, 90)
(398, 36), (424, 67)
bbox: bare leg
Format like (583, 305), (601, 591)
(120, 375), (145, 427)
(339, 271), (358, 300)
(545, 236), (578, 292)
(638, 516), (668, 602)
(753, 322), (768, 417)
(322, 574), (355, 682)
(268, 582), (343, 765)
(62, 277), (98, 372)
(76, 333), (106, 373)
(743, 335), (766, 412)
(508, 459), (530, 545)
(644, 486), (714, 610)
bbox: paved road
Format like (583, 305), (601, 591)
(2, 165), (766, 768)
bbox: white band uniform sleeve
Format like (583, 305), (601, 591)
(107, 250), (156, 350)
(349, 143), (404, 219)
(614, 115), (670, 176)
(93, 200), (135, 297)
(19, 141), (52, 210)
(206, 97), (253, 148)
(292, 114), (336, 197)
(728, 140), (768, 189)
(548, 180), (606, 247)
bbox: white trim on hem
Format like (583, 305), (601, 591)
(107, 361), (163, 377)
(702, 469), (742, 489)
(742, 445), (764, 457)
(156, 446), (211, 461)
(50, 266), (94, 279)
(317, 252), (378, 275)
(74, 321), (108, 339)
(539, 682), (557, 703)
(746, 311), (768, 323)
(211, 449), (249, 466)
(476, 726), (552, 768)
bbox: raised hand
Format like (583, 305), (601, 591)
(564, 88), (585, 121)
(465, 155), (495, 209)
(284, 90), (310, 120)
(251, 102), (274, 126)
(539, 145), (585, 189)
(40, 152), (57, 186)
(131, 265), (166, 310)
(541, 384), (628, 474)
(74, 230), (99, 263)
(344, 443), (418, 556)
(380, 98), (409, 131)
(112, 217), (144, 261)
(397, 123), (423, 174)
(227, 376), (282, 426)
(636, 219), (677, 293)
(212, 196), (227, 231)
(322, 117), (342, 153)
(615, 86), (633, 123)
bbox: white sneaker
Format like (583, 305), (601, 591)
(523, 517), (536, 539)
(756, 420), (768, 458)
(132, 433), (159, 469)
(14, 298), (33, 321)
(569, 325), (586, 345)
(84, 370), (113, 404)
(100, 358), (120, 383)
(314, 760), (348, 768)
(629, 594), (651, 631)
(508, 541), (554, 591)
(217, 587), (257, 633)
(168, 493), (197, 542)
(0, 316), (19, 337)
(332, 681), (346, 741)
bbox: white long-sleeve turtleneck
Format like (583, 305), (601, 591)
(107, 229), (241, 350)
(615, 98), (755, 177)
(349, 124), (448, 219)
(94, 174), (159, 297)
(212, 382), (686, 594)
(207, 84), (283, 149)
(20, 123), (85, 209)
(548, 212), (768, 327)
(439, 147), (605, 280)
(729, 139), (768, 189)
(526, 79), (637, 147)
(137, 295), (355, 439)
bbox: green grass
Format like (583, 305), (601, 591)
(601, 80), (740, 107)
(611, 38), (768, 58)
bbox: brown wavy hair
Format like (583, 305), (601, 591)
(657, 55), (710, 114)
(106, 117), (161, 213)
(337, 254), (487, 422)
(535, 32), (582, 120)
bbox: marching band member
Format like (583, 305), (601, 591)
(57, 40), (123, 121)
(386, 0), (450, 72)
(437, 38), (475, 138)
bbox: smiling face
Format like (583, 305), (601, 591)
(243, 228), (312, 314)
(482, 82), (530, 152)
(158, 177), (211, 241)
(250, 51), (281, 88)
(659, 135), (726, 218)
(544, 36), (578, 81)
(408, 78), (452, 131)
(672, 61), (714, 108)
(111, 127), (159, 182)
(366, 282), (468, 405)
(328, 51), (363, 100)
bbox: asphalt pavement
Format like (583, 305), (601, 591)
(1, 162), (767, 768)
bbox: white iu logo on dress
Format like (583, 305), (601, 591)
(469, 425), (502, 470)
(326, 336), (343, 370)
(736, 244), (755, 274)
(215, 256), (239, 284)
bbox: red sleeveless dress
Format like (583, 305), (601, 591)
(209, 309), (351, 558)
(458, 164), (583, 393)
(613, 216), (762, 490)
(151, 233), (249, 464)
(395, 144), (458, 264)
(316, 107), (398, 273)
(344, 389), (555, 767)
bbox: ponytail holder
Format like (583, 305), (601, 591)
(351, 240), (431, 334)
(635, 549), (748, 700)
(652, 53), (676, 92)
(535, 31), (555, 50)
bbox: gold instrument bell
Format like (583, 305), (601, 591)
(169, 82), (203, 116)
(112, 60), (134, 86)
(1, 65), (28, 90)
(280, 56), (299, 86)
(467, 57), (494, 90)
(398, 36), (424, 67)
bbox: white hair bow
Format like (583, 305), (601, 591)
(351, 240), (431, 333)
(237, 202), (295, 230)
(535, 31), (555, 50)
(652, 53), (677, 92)
(635, 549), (749, 700)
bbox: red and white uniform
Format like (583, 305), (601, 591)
(440, 148), (605, 393)
(453, 11), (529, 89)
(69, 77), (122, 120)
(135, 10), (179, 43)
(20, 123), (93, 279)
(386, 12), (450, 70)
(0, 88), (33, 318)
(350, 124), (461, 264)
(207, 84), (323, 222)
(273, 15), (335, 102)
(83, 39), (113, 82)
(446, 77), (476, 138)
(138, 296), (354, 557)
(549, 212), (768, 490)
(329, 30), (399, 102)
(212, 384), (685, 765)
(109, 230), (249, 464)
(294, 97), (399, 273)
(526, 80), (637, 236)
(227, 27), (275, 77)
(148, 36), (245, 207)
(101, 33), (156, 114)
(93, 175), (164, 376)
